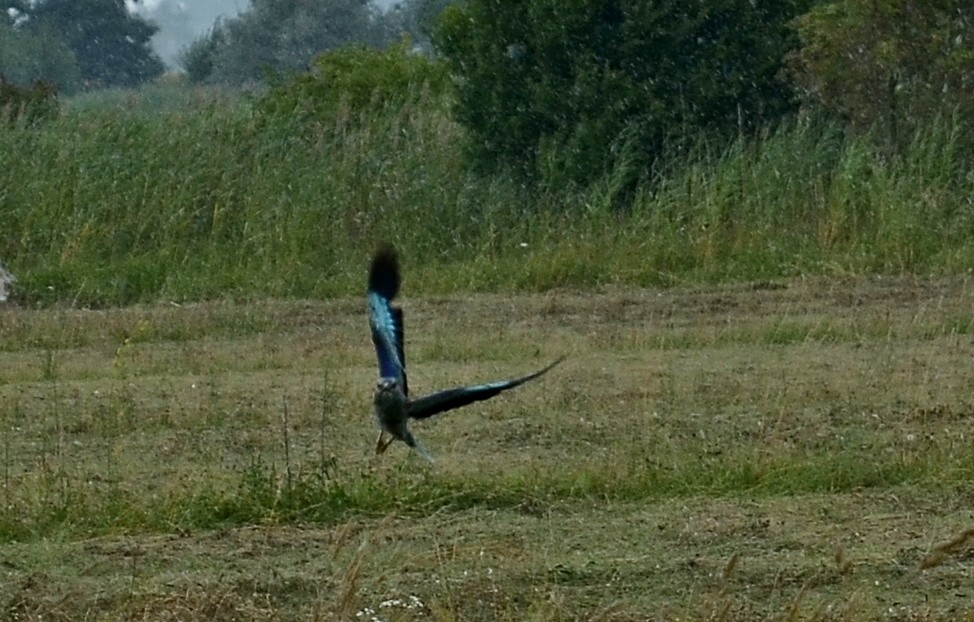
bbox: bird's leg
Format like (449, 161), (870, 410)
(375, 431), (394, 454)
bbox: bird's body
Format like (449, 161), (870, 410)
(372, 376), (435, 462)
(372, 379), (408, 439)
(367, 243), (563, 462)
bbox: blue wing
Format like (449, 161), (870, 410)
(407, 356), (564, 420)
(368, 244), (408, 394)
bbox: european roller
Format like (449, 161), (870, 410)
(367, 243), (563, 462)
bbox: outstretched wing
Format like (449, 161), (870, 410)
(407, 356), (564, 420)
(368, 243), (408, 395)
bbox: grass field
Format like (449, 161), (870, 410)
(2, 276), (974, 620)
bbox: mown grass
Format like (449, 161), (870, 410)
(0, 80), (972, 307)
(2, 278), (974, 620)
(3, 436), (963, 545)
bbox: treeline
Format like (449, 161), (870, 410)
(0, 0), (445, 94)
(440, 0), (972, 186)
(4, 0), (972, 174)
(255, 0), (974, 190)
(181, 0), (447, 86)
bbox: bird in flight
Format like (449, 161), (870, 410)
(367, 243), (563, 463)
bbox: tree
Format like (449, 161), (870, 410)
(182, 0), (396, 86)
(788, 0), (974, 151)
(435, 0), (813, 185)
(19, 0), (164, 89)
(0, 18), (82, 93)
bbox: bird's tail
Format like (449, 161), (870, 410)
(405, 433), (436, 464)
(368, 243), (400, 300)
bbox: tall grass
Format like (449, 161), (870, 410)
(1, 83), (971, 306)
(4, 438), (967, 543)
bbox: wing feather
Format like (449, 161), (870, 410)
(368, 244), (408, 393)
(407, 356), (564, 420)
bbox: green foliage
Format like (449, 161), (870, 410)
(789, 0), (974, 153)
(0, 21), (81, 94)
(434, 0), (813, 186)
(182, 0), (396, 86)
(21, 0), (164, 89)
(181, 24), (224, 84)
(259, 41), (449, 123)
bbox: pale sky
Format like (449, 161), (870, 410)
(129, 0), (398, 69)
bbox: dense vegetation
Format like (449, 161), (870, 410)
(435, 0), (814, 186)
(0, 0), (972, 307)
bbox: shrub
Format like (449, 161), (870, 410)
(258, 40), (449, 124)
(434, 0), (813, 188)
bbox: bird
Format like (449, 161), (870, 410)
(367, 243), (564, 463)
